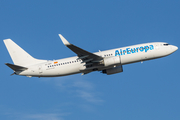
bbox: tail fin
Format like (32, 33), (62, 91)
(4, 39), (46, 66)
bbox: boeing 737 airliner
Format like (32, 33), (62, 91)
(4, 34), (178, 77)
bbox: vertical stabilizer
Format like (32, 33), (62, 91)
(4, 39), (46, 66)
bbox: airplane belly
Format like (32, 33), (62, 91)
(58, 65), (80, 75)
(121, 54), (142, 65)
(121, 50), (156, 64)
(41, 64), (80, 77)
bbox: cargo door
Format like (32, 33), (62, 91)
(38, 65), (43, 75)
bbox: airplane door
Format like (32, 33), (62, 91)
(39, 65), (43, 74)
(117, 55), (121, 65)
(155, 44), (159, 50)
(119, 55), (121, 64)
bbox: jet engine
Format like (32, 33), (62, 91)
(102, 65), (123, 75)
(103, 56), (121, 67)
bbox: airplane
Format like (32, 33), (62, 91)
(4, 34), (178, 77)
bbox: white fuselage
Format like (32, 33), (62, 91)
(17, 42), (178, 77)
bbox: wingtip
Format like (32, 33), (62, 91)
(58, 34), (70, 45)
(58, 34), (62, 38)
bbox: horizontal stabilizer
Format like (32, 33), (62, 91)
(5, 63), (28, 71)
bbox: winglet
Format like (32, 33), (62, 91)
(58, 34), (71, 46)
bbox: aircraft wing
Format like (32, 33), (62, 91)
(59, 34), (103, 62)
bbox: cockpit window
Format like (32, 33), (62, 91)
(163, 44), (169, 46)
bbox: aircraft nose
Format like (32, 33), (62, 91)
(171, 45), (178, 52)
(173, 45), (178, 51)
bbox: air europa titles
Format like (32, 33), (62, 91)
(115, 45), (154, 56)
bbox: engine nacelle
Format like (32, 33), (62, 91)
(102, 65), (123, 75)
(103, 56), (121, 67)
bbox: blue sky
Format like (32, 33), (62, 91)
(1, 0), (180, 120)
